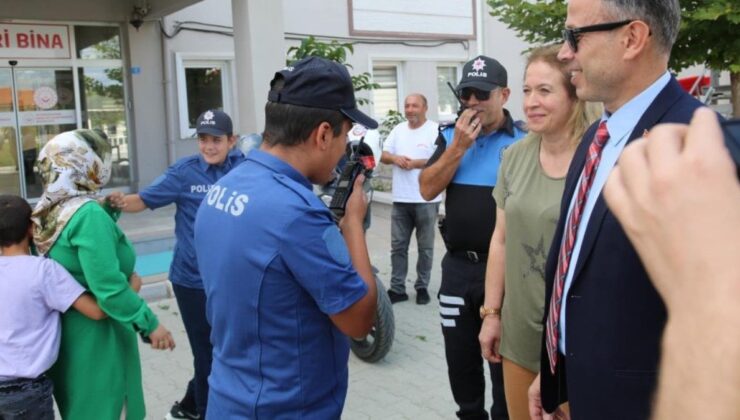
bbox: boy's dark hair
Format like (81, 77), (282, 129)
(0, 195), (32, 247)
(262, 78), (348, 147)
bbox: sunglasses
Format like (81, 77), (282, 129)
(459, 88), (492, 101)
(562, 19), (634, 52)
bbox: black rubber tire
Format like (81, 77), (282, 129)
(350, 276), (395, 362)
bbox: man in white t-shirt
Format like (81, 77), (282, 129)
(381, 93), (442, 305)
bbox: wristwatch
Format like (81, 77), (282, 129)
(479, 306), (501, 319)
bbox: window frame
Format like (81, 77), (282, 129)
(174, 52), (235, 139)
(436, 63), (463, 123)
(370, 61), (403, 120)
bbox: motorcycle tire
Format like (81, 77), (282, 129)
(350, 275), (395, 362)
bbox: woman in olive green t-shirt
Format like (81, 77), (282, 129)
(32, 130), (176, 420)
(478, 45), (600, 420)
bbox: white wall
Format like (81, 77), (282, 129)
(160, 0), (236, 158)
(150, 0), (532, 166)
(481, 10), (529, 121)
(283, 0), (351, 38)
(282, 0), (530, 122)
(126, 21), (170, 188)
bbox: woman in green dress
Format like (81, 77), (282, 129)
(32, 129), (176, 420)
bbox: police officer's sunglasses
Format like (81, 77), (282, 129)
(562, 19), (634, 52)
(459, 88), (491, 102)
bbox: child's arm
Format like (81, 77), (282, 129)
(129, 272), (142, 293)
(71, 292), (107, 320)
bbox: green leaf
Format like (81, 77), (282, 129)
(286, 37), (378, 105)
(485, 0), (740, 112)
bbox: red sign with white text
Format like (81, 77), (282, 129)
(0, 23), (71, 59)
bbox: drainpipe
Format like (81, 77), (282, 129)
(160, 18), (176, 166)
(476, 0), (484, 56)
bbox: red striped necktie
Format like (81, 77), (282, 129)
(545, 121), (610, 374)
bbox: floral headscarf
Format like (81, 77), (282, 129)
(32, 129), (112, 255)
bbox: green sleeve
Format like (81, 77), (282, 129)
(66, 205), (159, 335)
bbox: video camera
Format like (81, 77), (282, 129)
(328, 136), (376, 219)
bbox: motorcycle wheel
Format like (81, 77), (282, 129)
(350, 275), (395, 362)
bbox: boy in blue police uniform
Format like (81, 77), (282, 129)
(420, 55), (526, 420)
(107, 109), (245, 420)
(194, 56), (378, 419)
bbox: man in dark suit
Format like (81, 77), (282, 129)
(527, 0), (707, 419)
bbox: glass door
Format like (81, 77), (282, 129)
(0, 68), (21, 195)
(0, 66), (77, 198)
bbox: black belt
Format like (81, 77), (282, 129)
(449, 250), (488, 263)
(0, 376), (46, 394)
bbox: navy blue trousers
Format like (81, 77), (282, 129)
(172, 283), (213, 418)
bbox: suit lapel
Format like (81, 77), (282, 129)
(570, 77), (685, 283)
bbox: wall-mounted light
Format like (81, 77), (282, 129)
(130, 5), (150, 30)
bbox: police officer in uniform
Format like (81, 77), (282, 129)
(420, 55), (526, 420)
(193, 57), (378, 418)
(107, 109), (244, 420)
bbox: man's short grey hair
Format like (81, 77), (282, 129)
(406, 93), (428, 107)
(601, 0), (681, 55)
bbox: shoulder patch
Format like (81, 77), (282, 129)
(147, 173), (168, 189)
(322, 225), (350, 266)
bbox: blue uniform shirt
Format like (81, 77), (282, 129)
(440, 121), (524, 187)
(194, 149), (368, 419)
(139, 148), (245, 289)
(429, 110), (526, 253)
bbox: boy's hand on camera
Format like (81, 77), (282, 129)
(339, 174), (368, 230)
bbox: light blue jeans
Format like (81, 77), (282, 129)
(389, 202), (440, 293)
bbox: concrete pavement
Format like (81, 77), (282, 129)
(130, 198), (497, 419)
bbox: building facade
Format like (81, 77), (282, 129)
(1, 0), (531, 200)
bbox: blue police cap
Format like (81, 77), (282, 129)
(267, 57), (378, 129)
(196, 109), (233, 136)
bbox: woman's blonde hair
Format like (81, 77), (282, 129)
(524, 44), (601, 146)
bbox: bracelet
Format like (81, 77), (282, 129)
(479, 305), (501, 319)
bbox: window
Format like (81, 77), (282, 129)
(74, 26), (128, 188)
(0, 24), (130, 199)
(184, 67), (223, 128)
(78, 67), (128, 187)
(372, 64), (400, 120)
(74, 26), (121, 59)
(437, 65), (461, 123)
(175, 54), (234, 138)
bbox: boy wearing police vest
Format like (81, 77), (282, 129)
(194, 57), (378, 418)
(107, 109), (245, 420)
